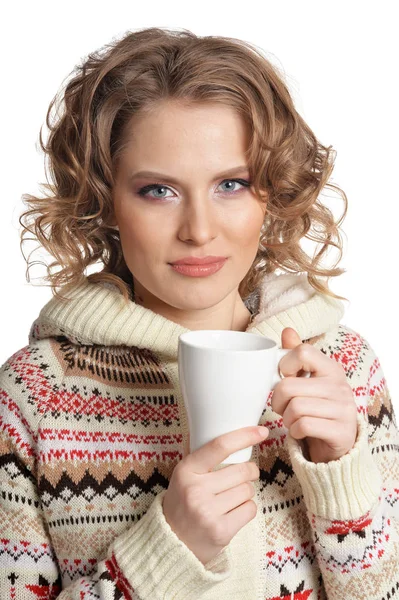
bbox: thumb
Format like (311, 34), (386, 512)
(281, 327), (303, 350)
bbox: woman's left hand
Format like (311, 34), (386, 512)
(271, 327), (359, 464)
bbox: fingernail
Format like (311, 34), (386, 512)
(257, 426), (269, 437)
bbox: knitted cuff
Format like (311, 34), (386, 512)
(110, 489), (232, 599)
(286, 412), (383, 520)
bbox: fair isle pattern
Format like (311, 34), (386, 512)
(0, 322), (399, 599)
(54, 336), (171, 388)
(252, 326), (399, 599)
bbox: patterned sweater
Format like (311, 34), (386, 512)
(0, 272), (398, 600)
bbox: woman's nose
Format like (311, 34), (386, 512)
(177, 198), (218, 245)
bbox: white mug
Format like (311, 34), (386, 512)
(178, 330), (310, 465)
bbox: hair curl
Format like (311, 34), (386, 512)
(19, 26), (349, 305)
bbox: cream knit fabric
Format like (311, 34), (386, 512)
(0, 271), (397, 599)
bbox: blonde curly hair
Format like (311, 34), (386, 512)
(19, 26), (348, 304)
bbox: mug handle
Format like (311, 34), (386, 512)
(270, 348), (312, 389)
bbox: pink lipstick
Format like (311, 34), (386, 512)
(169, 256), (227, 277)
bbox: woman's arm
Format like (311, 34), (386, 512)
(0, 346), (232, 599)
(286, 328), (399, 598)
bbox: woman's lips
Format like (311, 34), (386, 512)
(170, 258), (227, 277)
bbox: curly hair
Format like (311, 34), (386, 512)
(19, 26), (349, 305)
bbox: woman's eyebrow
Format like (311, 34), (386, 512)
(128, 165), (249, 184)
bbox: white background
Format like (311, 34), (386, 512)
(1, 1), (398, 411)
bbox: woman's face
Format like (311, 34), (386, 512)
(111, 100), (267, 319)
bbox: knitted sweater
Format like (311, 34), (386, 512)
(0, 272), (398, 600)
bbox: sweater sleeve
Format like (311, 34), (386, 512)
(0, 346), (232, 600)
(286, 332), (399, 599)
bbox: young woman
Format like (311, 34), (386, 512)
(1, 27), (398, 600)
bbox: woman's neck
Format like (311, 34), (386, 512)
(132, 278), (253, 332)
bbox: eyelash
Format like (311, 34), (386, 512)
(136, 178), (252, 200)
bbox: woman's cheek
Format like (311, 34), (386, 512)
(232, 214), (263, 249)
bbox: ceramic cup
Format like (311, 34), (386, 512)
(178, 329), (310, 465)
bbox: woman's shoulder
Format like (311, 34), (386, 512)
(0, 336), (60, 376)
(306, 322), (382, 382)
(0, 337), (64, 426)
(306, 321), (371, 345)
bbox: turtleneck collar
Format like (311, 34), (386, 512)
(29, 272), (346, 358)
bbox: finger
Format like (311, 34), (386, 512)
(207, 461), (260, 495)
(213, 480), (256, 515)
(185, 426), (268, 474)
(288, 415), (342, 445)
(278, 343), (343, 379)
(282, 396), (342, 430)
(271, 376), (346, 416)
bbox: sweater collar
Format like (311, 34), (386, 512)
(29, 272), (345, 358)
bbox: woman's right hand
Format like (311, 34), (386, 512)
(162, 425), (269, 565)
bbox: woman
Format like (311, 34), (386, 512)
(1, 26), (398, 599)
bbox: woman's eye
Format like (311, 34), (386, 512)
(137, 184), (175, 200)
(219, 179), (251, 194)
(136, 178), (251, 200)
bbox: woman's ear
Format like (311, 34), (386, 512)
(107, 215), (119, 230)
